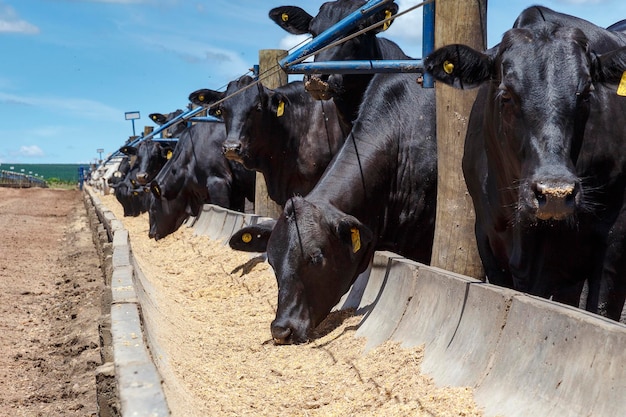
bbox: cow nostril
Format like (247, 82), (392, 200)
(271, 324), (292, 345)
(534, 186), (547, 207)
(532, 181), (577, 219)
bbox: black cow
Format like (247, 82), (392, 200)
(270, 0), (405, 130)
(120, 138), (177, 186)
(425, 6), (626, 319)
(112, 172), (150, 217)
(189, 78), (345, 206)
(149, 120), (255, 240)
(235, 72), (437, 344)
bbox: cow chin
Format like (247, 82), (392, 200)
(223, 149), (244, 164)
(304, 76), (335, 101)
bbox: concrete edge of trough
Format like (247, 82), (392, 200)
(85, 187), (170, 417)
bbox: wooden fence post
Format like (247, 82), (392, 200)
(255, 49), (288, 219)
(430, 0), (487, 278)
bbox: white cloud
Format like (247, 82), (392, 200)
(18, 145), (44, 157)
(0, 3), (39, 35)
(0, 92), (122, 121)
(383, 0), (424, 56)
(279, 34), (311, 52)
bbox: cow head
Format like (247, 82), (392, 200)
(132, 139), (176, 185)
(150, 145), (187, 202)
(425, 22), (626, 223)
(148, 194), (190, 240)
(150, 110), (186, 138)
(190, 76), (286, 169)
(269, 1), (398, 122)
(266, 197), (374, 344)
(114, 176), (151, 217)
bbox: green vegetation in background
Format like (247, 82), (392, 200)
(0, 163), (87, 183)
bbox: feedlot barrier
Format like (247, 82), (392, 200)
(84, 187), (626, 417)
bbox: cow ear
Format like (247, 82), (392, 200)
(363, 3), (399, 33)
(229, 220), (277, 252)
(592, 47), (626, 93)
(336, 216), (373, 255)
(424, 44), (493, 89)
(120, 146), (137, 156)
(270, 93), (289, 117)
(189, 88), (224, 107)
(269, 6), (312, 35)
(161, 146), (174, 160)
(150, 113), (167, 125)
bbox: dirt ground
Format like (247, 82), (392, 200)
(0, 187), (102, 417)
(100, 193), (485, 417)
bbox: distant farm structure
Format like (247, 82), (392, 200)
(0, 170), (47, 188)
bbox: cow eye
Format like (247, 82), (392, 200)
(256, 102), (263, 112)
(309, 249), (324, 266)
(576, 83), (594, 102)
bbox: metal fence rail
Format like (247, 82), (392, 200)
(0, 170), (48, 188)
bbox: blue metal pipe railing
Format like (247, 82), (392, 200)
(278, 0), (435, 87)
(286, 59), (424, 74)
(279, 0), (393, 69)
(104, 107), (223, 163)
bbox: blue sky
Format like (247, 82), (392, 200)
(1, 0), (625, 164)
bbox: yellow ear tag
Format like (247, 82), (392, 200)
(276, 100), (285, 117)
(382, 10), (392, 31)
(443, 60), (454, 74)
(617, 71), (626, 96)
(242, 233), (252, 243)
(166, 150), (173, 160)
(282, 13), (289, 22)
(350, 227), (361, 253)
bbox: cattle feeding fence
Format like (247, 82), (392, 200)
(103, 0), (431, 169)
(280, 0), (434, 84)
(194, 0), (434, 119)
(0, 170), (48, 188)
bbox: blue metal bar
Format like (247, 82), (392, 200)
(285, 59), (423, 74)
(421, 2), (435, 88)
(105, 106), (209, 163)
(146, 106), (205, 140)
(279, 0), (393, 68)
(151, 138), (180, 143)
(189, 116), (224, 123)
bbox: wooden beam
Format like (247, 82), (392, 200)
(430, 0), (487, 278)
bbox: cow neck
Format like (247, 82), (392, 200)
(309, 129), (371, 220)
(186, 124), (199, 174)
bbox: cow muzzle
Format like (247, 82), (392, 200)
(135, 172), (148, 185)
(222, 142), (243, 163)
(531, 180), (579, 221)
(270, 318), (310, 345)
